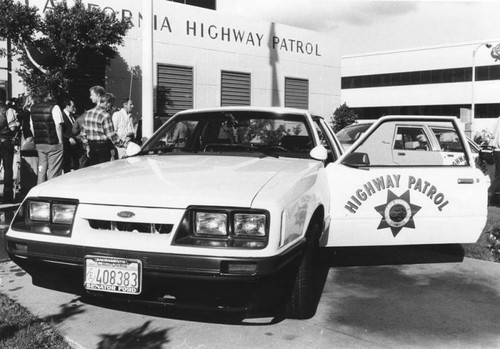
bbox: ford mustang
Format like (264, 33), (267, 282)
(4, 107), (489, 319)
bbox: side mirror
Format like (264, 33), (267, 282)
(342, 152), (370, 168)
(309, 145), (328, 161)
(125, 142), (141, 157)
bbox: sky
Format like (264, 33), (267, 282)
(217, 0), (500, 56)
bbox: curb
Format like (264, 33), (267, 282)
(64, 335), (89, 349)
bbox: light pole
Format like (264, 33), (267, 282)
(471, 42), (492, 121)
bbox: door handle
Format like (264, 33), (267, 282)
(397, 152), (406, 156)
(457, 178), (474, 184)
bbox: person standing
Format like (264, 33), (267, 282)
(112, 98), (135, 158)
(0, 102), (17, 203)
(61, 98), (80, 172)
(72, 112), (88, 169)
(89, 85), (105, 107)
(80, 93), (129, 166)
(28, 91), (64, 184)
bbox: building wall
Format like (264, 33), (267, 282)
(341, 40), (500, 124)
(10, 0), (340, 119)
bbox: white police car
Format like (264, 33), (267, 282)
(4, 108), (489, 319)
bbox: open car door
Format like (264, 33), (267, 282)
(325, 116), (489, 247)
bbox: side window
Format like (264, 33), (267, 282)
(431, 128), (464, 152)
(353, 120), (469, 166)
(394, 127), (429, 151)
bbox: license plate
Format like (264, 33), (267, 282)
(84, 256), (142, 295)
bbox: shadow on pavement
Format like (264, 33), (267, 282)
(44, 299), (87, 325)
(97, 320), (171, 349)
(77, 294), (277, 326)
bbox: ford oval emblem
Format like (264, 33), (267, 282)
(117, 211), (135, 218)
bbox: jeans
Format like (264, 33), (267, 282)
(36, 143), (64, 184)
(88, 141), (113, 166)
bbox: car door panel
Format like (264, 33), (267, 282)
(325, 116), (488, 247)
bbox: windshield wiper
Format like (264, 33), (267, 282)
(138, 146), (195, 155)
(203, 143), (279, 158)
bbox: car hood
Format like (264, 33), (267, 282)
(30, 155), (313, 208)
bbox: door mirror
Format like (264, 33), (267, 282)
(342, 152), (370, 168)
(125, 142), (141, 157)
(310, 145), (328, 161)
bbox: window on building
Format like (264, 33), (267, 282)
(221, 71), (251, 106)
(168, 0), (216, 10)
(410, 71), (421, 85)
(157, 64), (193, 117)
(285, 77), (309, 109)
(400, 72), (411, 85)
(342, 64), (500, 90)
(421, 70), (432, 84)
(351, 103), (500, 119)
(476, 66), (489, 81)
(491, 65), (500, 80)
(390, 73), (401, 86)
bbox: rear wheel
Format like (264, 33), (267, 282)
(284, 219), (321, 319)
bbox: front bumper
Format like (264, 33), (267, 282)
(5, 236), (305, 315)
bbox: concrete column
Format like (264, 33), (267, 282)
(141, 0), (154, 139)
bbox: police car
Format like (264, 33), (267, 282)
(4, 108), (489, 319)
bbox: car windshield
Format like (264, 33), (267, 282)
(141, 110), (314, 158)
(335, 122), (373, 149)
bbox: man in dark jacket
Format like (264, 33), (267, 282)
(61, 98), (80, 172)
(26, 91), (64, 184)
(0, 101), (17, 203)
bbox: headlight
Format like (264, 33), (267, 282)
(234, 214), (266, 237)
(195, 212), (227, 236)
(174, 207), (269, 249)
(29, 201), (50, 221)
(12, 198), (79, 237)
(52, 203), (77, 225)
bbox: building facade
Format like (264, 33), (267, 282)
(341, 40), (500, 130)
(1, 0), (340, 123)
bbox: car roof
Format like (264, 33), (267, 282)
(175, 106), (311, 116)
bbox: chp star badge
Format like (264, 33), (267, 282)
(374, 190), (421, 237)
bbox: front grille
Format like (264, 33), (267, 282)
(88, 219), (173, 235)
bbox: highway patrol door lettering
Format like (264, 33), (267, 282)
(325, 117), (488, 247)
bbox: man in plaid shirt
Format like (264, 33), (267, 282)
(80, 93), (129, 166)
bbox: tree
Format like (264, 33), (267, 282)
(0, 0), (131, 105)
(332, 102), (358, 133)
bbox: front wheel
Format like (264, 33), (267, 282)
(284, 220), (321, 319)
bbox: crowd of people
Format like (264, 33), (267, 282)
(0, 86), (140, 204)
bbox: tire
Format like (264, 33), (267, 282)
(284, 219), (321, 319)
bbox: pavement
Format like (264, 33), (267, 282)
(1, 244), (500, 349)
